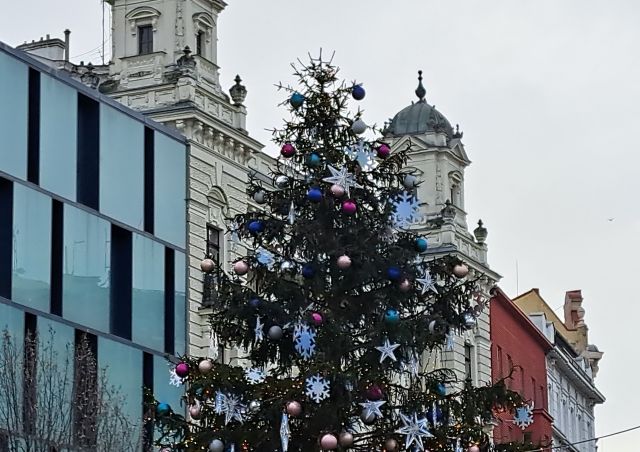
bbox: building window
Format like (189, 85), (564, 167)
(464, 344), (472, 382)
(496, 345), (503, 378)
(203, 225), (221, 307)
(207, 224), (221, 261)
(138, 25), (153, 54)
(196, 31), (204, 56)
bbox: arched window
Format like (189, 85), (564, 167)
(448, 171), (463, 207)
(193, 13), (215, 59)
(125, 7), (161, 55)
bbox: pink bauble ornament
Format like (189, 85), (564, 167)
(311, 312), (324, 326)
(200, 258), (215, 273)
(453, 264), (469, 278)
(198, 359), (213, 374)
(233, 260), (249, 275)
(384, 438), (399, 451)
(377, 143), (391, 159)
(280, 143), (296, 158)
(366, 384), (384, 401)
(319, 433), (338, 450)
(330, 184), (346, 197)
(338, 432), (354, 447)
(175, 362), (189, 378)
(341, 200), (357, 215)
(337, 255), (352, 269)
(468, 446), (480, 452)
(399, 279), (411, 292)
(189, 404), (202, 419)
(286, 401), (302, 417)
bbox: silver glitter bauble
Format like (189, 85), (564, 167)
(351, 118), (367, 135)
(208, 439), (224, 452)
(253, 190), (266, 204)
(403, 174), (419, 189)
(275, 175), (289, 189)
(268, 325), (283, 340)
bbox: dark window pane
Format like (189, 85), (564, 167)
(12, 184), (51, 312)
(62, 205), (111, 331)
(77, 94), (99, 210)
(40, 73), (77, 201)
(0, 50), (28, 180)
(174, 251), (186, 355)
(138, 25), (153, 55)
(196, 32), (204, 56)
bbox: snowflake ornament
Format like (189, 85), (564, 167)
(512, 403), (534, 429)
(345, 140), (377, 171)
(416, 271), (438, 296)
(322, 165), (363, 197)
(305, 374), (331, 403)
(169, 368), (183, 387)
(256, 247), (275, 270)
(375, 338), (401, 363)
(245, 368), (267, 384)
(396, 412), (433, 451)
(293, 324), (316, 360)
(391, 191), (420, 229)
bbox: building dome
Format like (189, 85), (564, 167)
(385, 71), (454, 139)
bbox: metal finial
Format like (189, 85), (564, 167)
(415, 70), (426, 102)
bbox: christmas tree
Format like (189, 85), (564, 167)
(151, 56), (530, 452)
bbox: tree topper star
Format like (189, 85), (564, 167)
(375, 338), (400, 363)
(396, 412), (433, 451)
(322, 165), (362, 197)
(416, 271), (438, 296)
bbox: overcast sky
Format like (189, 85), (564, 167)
(2, 0), (639, 449)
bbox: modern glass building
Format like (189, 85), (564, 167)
(0, 41), (187, 449)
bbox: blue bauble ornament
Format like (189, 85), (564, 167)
(249, 297), (261, 308)
(435, 382), (447, 396)
(384, 309), (400, 324)
(307, 187), (323, 203)
(156, 402), (171, 416)
(302, 264), (315, 279)
(415, 237), (428, 252)
(248, 220), (265, 234)
(290, 92), (305, 108)
(352, 84), (366, 100)
(387, 266), (402, 281)
(306, 153), (321, 167)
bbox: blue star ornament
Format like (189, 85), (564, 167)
(396, 412), (434, 451)
(375, 338), (400, 363)
(360, 400), (386, 419)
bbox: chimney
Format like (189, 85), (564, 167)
(564, 290), (585, 329)
(64, 29), (71, 62)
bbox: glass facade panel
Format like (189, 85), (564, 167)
(154, 132), (186, 248)
(0, 50), (28, 180)
(132, 234), (164, 350)
(40, 73), (77, 201)
(154, 355), (183, 415)
(174, 251), (186, 356)
(63, 205), (110, 331)
(0, 303), (24, 432)
(99, 104), (144, 229)
(12, 184), (51, 312)
(97, 336), (142, 445)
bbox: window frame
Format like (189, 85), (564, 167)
(137, 25), (154, 55)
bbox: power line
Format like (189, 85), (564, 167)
(524, 424), (640, 452)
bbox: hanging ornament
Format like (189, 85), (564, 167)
(377, 143), (391, 158)
(416, 271), (438, 295)
(280, 143), (296, 158)
(208, 329), (220, 361)
(386, 266), (402, 281)
(402, 174), (419, 189)
(275, 175), (290, 189)
(453, 264), (469, 278)
(345, 139), (377, 170)
(200, 258), (215, 273)
(351, 84), (366, 100)
(376, 338), (400, 363)
(175, 362), (189, 378)
(445, 331), (455, 351)
(156, 403), (171, 416)
(330, 184), (345, 197)
(208, 439), (225, 452)
(384, 309), (400, 324)
(338, 432), (354, 447)
(286, 400), (303, 416)
(289, 92), (305, 108)
(322, 165), (363, 197)
(233, 260), (249, 275)
(360, 409), (377, 424)
(245, 368), (267, 384)
(426, 402), (444, 426)
(293, 324), (316, 359)
(198, 359), (213, 374)
(287, 202), (296, 225)
(399, 279), (411, 292)
(341, 200), (357, 215)
(319, 433), (338, 450)
(396, 412), (434, 451)
(463, 311), (477, 329)
(390, 191), (420, 229)
(428, 319), (447, 335)
(306, 152), (321, 167)
(252, 190), (267, 204)
(311, 312), (323, 326)
(256, 248), (275, 269)
(415, 237), (428, 252)
(468, 445), (480, 452)
(268, 325), (283, 340)
(435, 382), (447, 396)
(189, 404), (202, 419)
(305, 374), (331, 403)
(351, 118), (367, 135)
(512, 403), (535, 429)
(280, 412), (291, 452)
(249, 296), (261, 308)
(249, 400), (261, 412)
(302, 264), (315, 278)
(384, 438), (399, 451)
(307, 187), (323, 202)
(280, 260), (296, 273)
(366, 384), (384, 401)
(254, 316), (265, 343)
(360, 400), (386, 419)
(248, 220), (265, 234)
(168, 368), (182, 387)
(336, 254), (352, 269)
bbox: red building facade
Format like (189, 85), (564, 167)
(490, 288), (553, 448)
